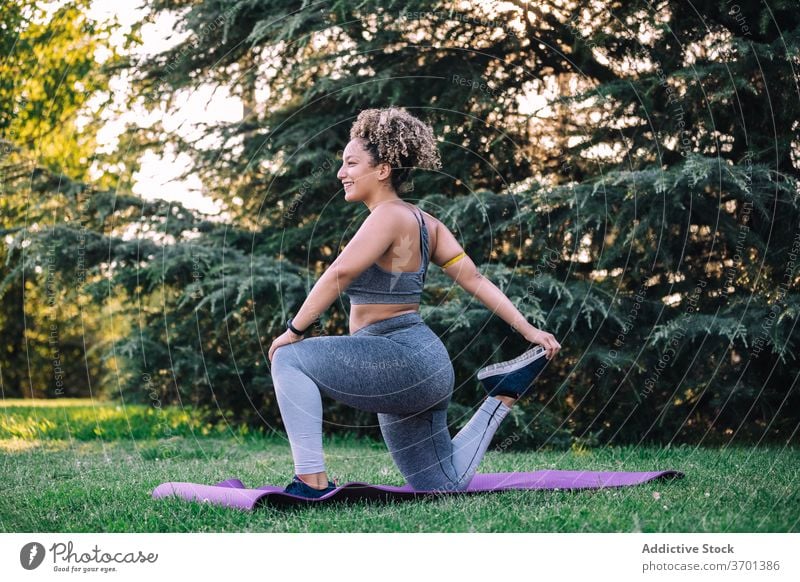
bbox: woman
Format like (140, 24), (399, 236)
(268, 107), (560, 498)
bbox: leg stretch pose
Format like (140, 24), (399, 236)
(267, 108), (561, 497)
(270, 313), (511, 492)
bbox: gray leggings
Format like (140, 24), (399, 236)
(270, 312), (511, 491)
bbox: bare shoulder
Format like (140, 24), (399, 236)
(419, 210), (461, 268)
(365, 203), (407, 228)
(371, 202), (435, 230)
(416, 208), (440, 243)
(368, 204), (448, 256)
(419, 208), (439, 228)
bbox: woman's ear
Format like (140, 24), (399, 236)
(378, 161), (393, 181)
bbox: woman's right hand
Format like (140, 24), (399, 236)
(523, 327), (561, 360)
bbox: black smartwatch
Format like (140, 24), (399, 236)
(287, 317), (309, 336)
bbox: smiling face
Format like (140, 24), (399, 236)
(336, 138), (392, 202)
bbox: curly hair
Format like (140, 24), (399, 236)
(349, 107), (442, 193)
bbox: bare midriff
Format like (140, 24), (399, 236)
(349, 304), (419, 335)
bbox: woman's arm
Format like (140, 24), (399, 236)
(433, 221), (561, 358)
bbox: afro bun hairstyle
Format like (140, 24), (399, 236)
(349, 106), (442, 193)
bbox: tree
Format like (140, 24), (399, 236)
(120, 0), (798, 445)
(5, 0), (798, 447)
(0, 0), (133, 398)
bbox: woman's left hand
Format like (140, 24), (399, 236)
(268, 329), (304, 362)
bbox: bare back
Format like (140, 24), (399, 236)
(348, 202), (441, 334)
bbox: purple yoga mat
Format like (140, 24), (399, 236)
(152, 469), (684, 510)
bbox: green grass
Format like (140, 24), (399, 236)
(0, 398), (254, 440)
(1, 400), (798, 532)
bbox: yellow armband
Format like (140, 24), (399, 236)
(441, 252), (467, 269)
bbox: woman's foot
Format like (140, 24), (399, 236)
(297, 471), (332, 490)
(477, 345), (549, 400)
(494, 395), (517, 408)
(283, 474), (337, 499)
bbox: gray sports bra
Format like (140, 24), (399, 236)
(344, 206), (430, 305)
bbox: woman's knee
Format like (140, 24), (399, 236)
(271, 345), (301, 378)
(405, 471), (465, 493)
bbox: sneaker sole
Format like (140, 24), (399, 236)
(476, 345), (548, 381)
